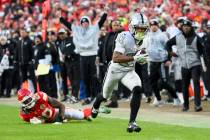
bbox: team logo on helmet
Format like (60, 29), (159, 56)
(129, 13), (149, 45)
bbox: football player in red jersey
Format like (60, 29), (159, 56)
(17, 88), (92, 124)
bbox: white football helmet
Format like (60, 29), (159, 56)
(129, 13), (149, 45)
(129, 13), (149, 34)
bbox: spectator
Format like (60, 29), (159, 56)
(0, 36), (14, 98)
(57, 28), (80, 102)
(14, 28), (37, 92)
(33, 35), (51, 94)
(60, 6), (108, 105)
(143, 19), (180, 106)
(56, 28), (80, 102)
(201, 20), (210, 100)
(166, 18), (204, 112)
(46, 31), (59, 99)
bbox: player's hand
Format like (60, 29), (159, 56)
(30, 117), (43, 124)
(57, 113), (65, 122)
(133, 52), (148, 64)
(164, 60), (171, 67)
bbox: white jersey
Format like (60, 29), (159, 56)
(111, 31), (137, 72)
(102, 31), (142, 99)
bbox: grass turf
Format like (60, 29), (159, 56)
(0, 104), (210, 140)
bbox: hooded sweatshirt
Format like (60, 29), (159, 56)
(142, 29), (168, 62)
(60, 13), (107, 56)
(72, 16), (100, 56)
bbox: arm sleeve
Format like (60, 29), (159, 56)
(60, 17), (72, 31)
(197, 36), (204, 56)
(98, 13), (107, 29)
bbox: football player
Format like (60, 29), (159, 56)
(18, 88), (92, 124)
(91, 12), (149, 133)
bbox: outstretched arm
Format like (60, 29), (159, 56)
(98, 5), (109, 29)
(98, 13), (107, 29)
(60, 17), (72, 31)
(48, 97), (65, 121)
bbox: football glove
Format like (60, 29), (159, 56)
(133, 53), (148, 64)
(30, 117), (43, 124)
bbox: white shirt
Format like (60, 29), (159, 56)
(111, 31), (137, 71)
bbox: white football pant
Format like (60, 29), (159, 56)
(102, 64), (142, 99)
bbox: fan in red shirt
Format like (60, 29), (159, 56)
(18, 88), (92, 124)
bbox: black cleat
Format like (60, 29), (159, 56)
(146, 97), (152, 103)
(105, 101), (118, 108)
(91, 108), (99, 118)
(195, 106), (203, 112)
(182, 107), (189, 112)
(127, 122), (141, 133)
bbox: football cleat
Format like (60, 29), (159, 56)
(99, 107), (111, 114)
(91, 107), (99, 118)
(127, 121), (141, 133)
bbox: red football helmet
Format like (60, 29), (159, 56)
(17, 89), (36, 109)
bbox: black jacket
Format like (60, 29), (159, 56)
(0, 40), (16, 67)
(33, 43), (50, 69)
(202, 33), (210, 64)
(47, 42), (59, 65)
(58, 37), (79, 63)
(102, 31), (121, 64)
(15, 36), (34, 65)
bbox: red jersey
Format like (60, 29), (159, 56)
(19, 92), (56, 123)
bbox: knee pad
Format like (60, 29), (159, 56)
(132, 86), (143, 95)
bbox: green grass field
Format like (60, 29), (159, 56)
(0, 105), (210, 140)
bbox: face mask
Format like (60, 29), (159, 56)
(134, 32), (145, 45)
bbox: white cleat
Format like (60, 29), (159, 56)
(151, 98), (164, 107)
(173, 98), (182, 106)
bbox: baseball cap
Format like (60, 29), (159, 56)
(58, 28), (66, 34)
(80, 17), (89, 24)
(47, 31), (56, 36)
(150, 19), (159, 26)
(176, 17), (186, 24)
(182, 19), (192, 26)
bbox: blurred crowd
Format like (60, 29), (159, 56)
(0, 0), (210, 37)
(0, 0), (210, 111)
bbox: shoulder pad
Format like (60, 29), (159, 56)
(116, 32), (127, 45)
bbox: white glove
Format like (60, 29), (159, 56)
(53, 122), (63, 125)
(30, 117), (43, 124)
(133, 53), (148, 64)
